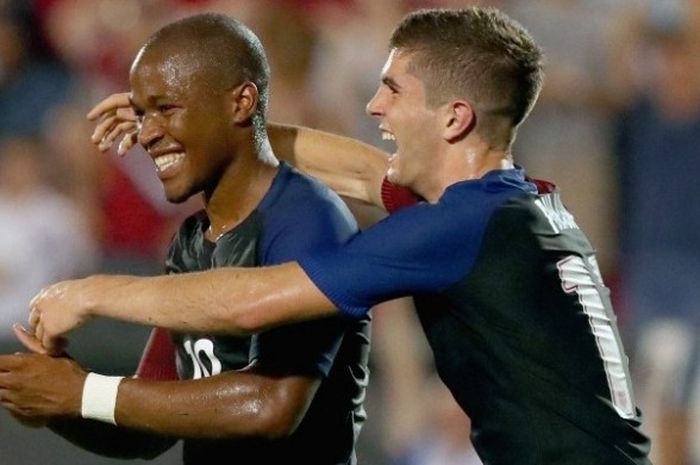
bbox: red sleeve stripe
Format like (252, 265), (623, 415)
(527, 177), (557, 194)
(135, 328), (179, 380)
(380, 177), (420, 213)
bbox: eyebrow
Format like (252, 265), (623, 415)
(382, 76), (401, 90)
(129, 94), (170, 110)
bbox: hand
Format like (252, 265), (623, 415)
(29, 279), (94, 354)
(3, 325), (69, 427)
(87, 92), (138, 156)
(9, 410), (50, 428)
(13, 323), (67, 356)
(0, 353), (86, 420)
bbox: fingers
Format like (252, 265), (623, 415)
(34, 324), (45, 351)
(43, 336), (67, 357)
(115, 106), (137, 122)
(29, 286), (49, 311)
(99, 121), (138, 153)
(0, 388), (43, 426)
(29, 285), (51, 331)
(39, 327), (64, 357)
(9, 410), (50, 428)
(91, 113), (119, 145)
(0, 354), (23, 371)
(0, 390), (15, 410)
(117, 130), (138, 156)
(28, 305), (40, 332)
(86, 92), (131, 120)
(89, 98), (138, 155)
(13, 324), (49, 355)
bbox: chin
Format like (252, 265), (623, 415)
(163, 187), (193, 204)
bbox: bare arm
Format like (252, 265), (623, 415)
(267, 123), (389, 207)
(31, 262), (336, 351)
(0, 353), (321, 440)
(118, 364), (320, 438)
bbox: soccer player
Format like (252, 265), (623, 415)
(0, 14), (369, 465)
(24, 7), (651, 465)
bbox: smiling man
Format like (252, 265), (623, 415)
(25, 7), (650, 465)
(0, 14), (369, 465)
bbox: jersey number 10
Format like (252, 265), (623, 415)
(183, 338), (223, 379)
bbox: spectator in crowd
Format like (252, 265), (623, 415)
(610, 2), (700, 464)
(0, 136), (96, 352)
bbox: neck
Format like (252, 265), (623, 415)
(418, 139), (513, 204)
(204, 137), (279, 241)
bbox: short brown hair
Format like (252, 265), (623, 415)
(390, 8), (543, 133)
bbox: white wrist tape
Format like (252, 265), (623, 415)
(81, 373), (124, 425)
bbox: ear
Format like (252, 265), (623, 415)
(231, 82), (259, 124)
(443, 100), (475, 142)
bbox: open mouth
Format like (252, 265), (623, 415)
(154, 152), (186, 175)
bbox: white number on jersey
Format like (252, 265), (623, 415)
(183, 338), (223, 380)
(557, 255), (636, 419)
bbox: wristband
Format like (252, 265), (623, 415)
(81, 373), (124, 425)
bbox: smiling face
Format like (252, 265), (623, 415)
(129, 46), (236, 203)
(366, 49), (443, 192)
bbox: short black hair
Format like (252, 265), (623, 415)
(140, 13), (271, 138)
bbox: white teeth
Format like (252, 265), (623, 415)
(154, 153), (185, 172)
(382, 132), (396, 141)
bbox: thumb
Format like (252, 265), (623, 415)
(13, 324), (66, 356)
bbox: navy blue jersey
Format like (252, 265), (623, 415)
(300, 168), (650, 465)
(166, 162), (370, 465)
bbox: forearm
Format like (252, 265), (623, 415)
(49, 418), (175, 459)
(268, 123), (389, 207)
(115, 371), (317, 439)
(86, 262), (336, 334)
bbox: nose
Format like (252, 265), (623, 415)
(366, 87), (384, 118)
(137, 113), (164, 151)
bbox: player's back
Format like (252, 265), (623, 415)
(414, 189), (650, 465)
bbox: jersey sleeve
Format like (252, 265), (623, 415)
(298, 185), (518, 317)
(259, 175), (358, 265)
(251, 173), (360, 377)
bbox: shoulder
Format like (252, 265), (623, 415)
(260, 163), (357, 234)
(392, 171), (535, 232)
(257, 163), (359, 264)
(267, 163), (354, 216)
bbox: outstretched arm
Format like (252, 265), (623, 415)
(30, 262), (335, 352)
(87, 94), (389, 208)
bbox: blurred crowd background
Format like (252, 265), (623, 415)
(0, 0), (699, 464)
